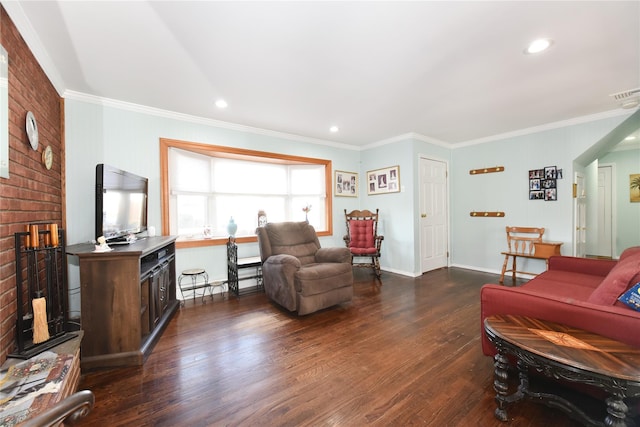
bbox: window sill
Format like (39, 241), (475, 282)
(174, 229), (331, 249)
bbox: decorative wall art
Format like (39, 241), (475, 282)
(367, 165), (400, 195)
(630, 174), (640, 203)
(529, 166), (562, 201)
(335, 170), (358, 197)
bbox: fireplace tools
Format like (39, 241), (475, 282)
(12, 224), (76, 359)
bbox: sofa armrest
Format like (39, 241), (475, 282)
(21, 390), (94, 427)
(480, 284), (640, 356)
(316, 247), (351, 264)
(548, 255), (617, 277)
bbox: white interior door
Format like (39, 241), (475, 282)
(574, 172), (586, 257)
(419, 157), (448, 273)
(596, 165), (614, 257)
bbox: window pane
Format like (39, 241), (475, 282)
(290, 166), (323, 194)
(215, 195), (285, 236)
(213, 159), (287, 194)
(176, 194), (207, 236)
(170, 148), (210, 192)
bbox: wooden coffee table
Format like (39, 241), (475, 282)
(484, 315), (640, 427)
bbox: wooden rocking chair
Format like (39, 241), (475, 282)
(344, 209), (384, 278)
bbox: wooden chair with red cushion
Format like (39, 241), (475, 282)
(344, 209), (384, 278)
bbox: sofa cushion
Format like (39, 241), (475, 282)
(534, 270), (604, 291)
(523, 277), (595, 301)
(348, 219), (375, 251)
(588, 256), (640, 306)
(618, 282), (640, 312)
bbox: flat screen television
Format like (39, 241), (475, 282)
(95, 164), (148, 242)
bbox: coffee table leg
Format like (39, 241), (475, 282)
(605, 396), (628, 427)
(493, 352), (510, 421)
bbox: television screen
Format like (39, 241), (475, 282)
(95, 164), (148, 242)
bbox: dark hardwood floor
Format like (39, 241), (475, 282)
(77, 268), (583, 426)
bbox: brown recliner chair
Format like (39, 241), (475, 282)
(256, 221), (353, 315)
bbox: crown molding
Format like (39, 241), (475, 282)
(63, 91), (361, 151)
(452, 108), (637, 148)
(363, 132), (450, 150)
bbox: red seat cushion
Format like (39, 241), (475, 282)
(348, 220), (376, 251)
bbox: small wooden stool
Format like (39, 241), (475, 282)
(178, 268), (209, 305)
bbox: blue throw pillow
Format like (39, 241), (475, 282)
(618, 282), (640, 311)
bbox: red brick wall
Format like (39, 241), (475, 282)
(0, 6), (64, 363)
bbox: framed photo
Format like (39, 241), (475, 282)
(529, 190), (544, 200)
(545, 188), (557, 201)
(335, 170), (358, 197)
(367, 165), (400, 195)
(544, 166), (557, 180)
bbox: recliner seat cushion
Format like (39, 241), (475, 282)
(295, 263), (353, 296)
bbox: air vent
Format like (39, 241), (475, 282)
(610, 88), (640, 100)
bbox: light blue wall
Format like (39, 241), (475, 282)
(599, 148), (640, 255)
(449, 115), (631, 276)
(64, 99), (362, 309)
(64, 97), (636, 300)
(359, 139), (415, 275)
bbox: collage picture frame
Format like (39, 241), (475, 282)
(367, 165), (400, 195)
(335, 170), (358, 197)
(529, 166), (562, 201)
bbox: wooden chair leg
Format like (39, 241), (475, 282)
(499, 255), (510, 284)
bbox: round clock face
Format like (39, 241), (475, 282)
(26, 111), (39, 150)
(42, 145), (53, 170)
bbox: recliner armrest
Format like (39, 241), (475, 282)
(316, 247), (351, 264)
(264, 253), (302, 269)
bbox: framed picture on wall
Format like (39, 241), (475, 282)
(367, 165), (400, 195)
(335, 170), (358, 197)
(631, 173), (640, 202)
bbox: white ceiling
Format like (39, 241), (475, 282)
(5, 1), (640, 147)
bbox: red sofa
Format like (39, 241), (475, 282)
(481, 246), (640, 356)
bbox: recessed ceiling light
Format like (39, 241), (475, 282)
(524, 38), (554, 55)
(215, 99), (228, 109)
(625, 135), (637, 141)
(330, 126), (339, 133)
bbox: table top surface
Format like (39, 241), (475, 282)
(484, 315), (640, 381)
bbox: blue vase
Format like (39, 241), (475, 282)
(227, 217), (238, 237)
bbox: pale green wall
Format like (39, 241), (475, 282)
(64, 97), (637, 301)
(64, 99), (362, 312)
(449, 114), (632, 276)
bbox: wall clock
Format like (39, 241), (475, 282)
(42, 145), (53, 170)
(26, 111), (39, 150)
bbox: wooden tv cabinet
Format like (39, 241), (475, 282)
(66, 236), (179, 370)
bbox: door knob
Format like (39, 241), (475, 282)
(421, 213), (427, 218)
